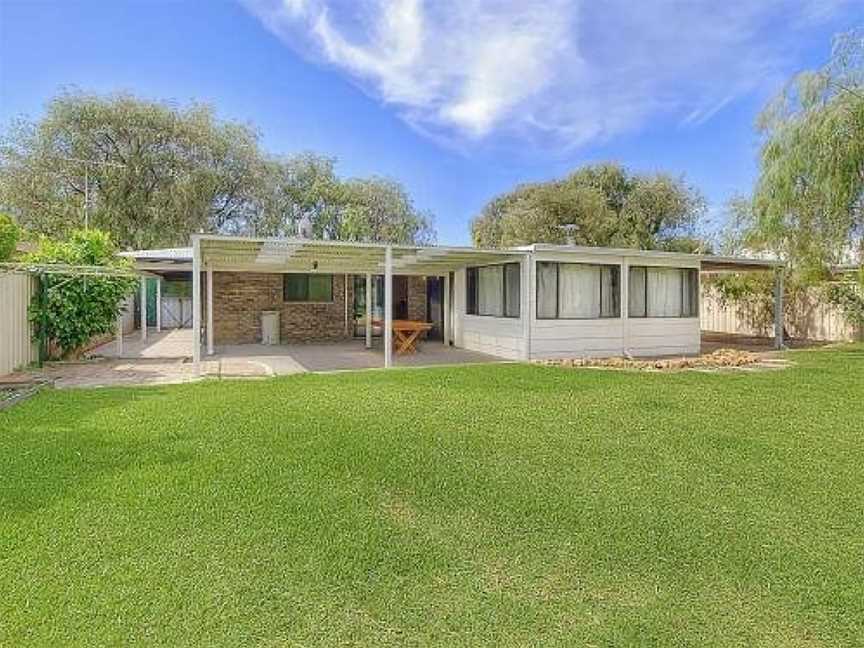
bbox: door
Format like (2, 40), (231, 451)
(352, 275), (411, 337)
(425, 276), (443, 340)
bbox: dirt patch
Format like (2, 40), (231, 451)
(536, 348), (791, 373)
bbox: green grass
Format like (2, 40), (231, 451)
(1, 346), (863, 646)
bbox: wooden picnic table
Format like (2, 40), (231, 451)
(373, 319), (433, 355)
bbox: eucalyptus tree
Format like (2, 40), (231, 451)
(0, 90), (265, 249)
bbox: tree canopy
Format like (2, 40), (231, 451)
(750, 29), (864, 275)
(0, 91), (262, 249)
(471, 162), (706, 251)
(0, 212), (20, 261)
(0, 91), (435, 249)
(248, 154), (434, 244)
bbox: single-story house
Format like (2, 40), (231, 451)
(122, 235), (784, 371)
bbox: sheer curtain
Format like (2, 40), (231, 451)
(537, 263), (558, 318)
(647, 268), (683, 317)
(504, 263), (521, 317)
(681, 269), (698, 317)
(629, 267), (646, 317)
(478, 265), (503, 316)
(559, 264), (601, 318)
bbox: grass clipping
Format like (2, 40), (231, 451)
(536, 348), (761, 372)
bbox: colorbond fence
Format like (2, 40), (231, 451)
(701, 286), (862, 342)
(0, 273), (37, 375)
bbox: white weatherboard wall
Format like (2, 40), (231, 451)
(452, 260), (528, 360)
(528, 251), (701, 360)
(0, 273), (37, 375)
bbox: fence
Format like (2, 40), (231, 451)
(0, 272), (37, 375)
(701, 285), (862, 342)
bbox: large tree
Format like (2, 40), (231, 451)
(0, 91), (437, 248)
(0, 90), (264, 249)
(471, 162), (706, 251)
(751, 29), (863, 275)
(248, 154), (435, 245)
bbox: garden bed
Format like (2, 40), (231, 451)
(535, 348), (781, 371)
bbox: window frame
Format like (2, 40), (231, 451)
(282, 273), (334, 303)
(465, 262), (521, 319)
(535, 261), (622, 320)
(628, 266), (699, 319)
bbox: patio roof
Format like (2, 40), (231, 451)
(194, 235), (525, 275)
(125, 237), (781, 275)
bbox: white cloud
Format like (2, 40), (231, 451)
(241, 0), (850, 149)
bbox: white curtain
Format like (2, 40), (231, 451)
(537, 263), (557, 318)
(647, 268), (683, 317)
(504, 263), (521, 317)
(559, 264), (601, 318)
(629, 267), (646, 317)
(478, 265), (503, 316)
(681, 269), (698, 317)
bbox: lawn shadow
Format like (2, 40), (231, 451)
(0, 387), (196, 516)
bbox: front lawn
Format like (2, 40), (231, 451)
(1, 346), (862, 646)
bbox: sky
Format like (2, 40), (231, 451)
(0, 0), (859, 245)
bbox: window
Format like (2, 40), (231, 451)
(466, 263), (521, 317)
(283, 274), (333, 302)
(628, 267), (698, 318)
(536, 262), (620, 319)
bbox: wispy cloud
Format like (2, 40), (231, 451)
(242, 0), (849, 149)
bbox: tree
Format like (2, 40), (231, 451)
(0, 90), (265, 249)
(752, 29), (864, 277)
(337, 177), (435, 245)
(470, 162), (706, 250)
(248, 155), (435, 245)
(0, 212), (19, 261)
(0, 92), (438, 248)
(249, 153), (343, 239)
(27, 229), (137, 359)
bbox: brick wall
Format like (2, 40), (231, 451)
(406, 276), (427, 322)
(212, 272), (428, 345)
(212, 272), (353, 344)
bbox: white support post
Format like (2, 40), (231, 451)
(384, 247), (393, 368)
(140, 276), (147, 341)
(365, 273), (373, 349)
(621, 258), (630, 356)
(774, 268), (784, 349)
(443, 273), (450, 346)
(155, 277), (161, 332)
(192, 238), (201, 371)
(206, 267), (214, 356)
(521, 257), (532, 360)
(116, 311), (124, 357)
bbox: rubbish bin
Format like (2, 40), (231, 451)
(261, 310), (280, 345)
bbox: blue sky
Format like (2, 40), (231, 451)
(0, 1), (858, 245)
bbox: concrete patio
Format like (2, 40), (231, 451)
(80, 328), (505, 387)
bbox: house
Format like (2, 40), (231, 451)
(122, 235), (783, 371)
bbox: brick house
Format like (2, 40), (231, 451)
(123, 235), (784, 370)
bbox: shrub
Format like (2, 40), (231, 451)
(27, 229), (137, 359)
(0, 212), (20, 261)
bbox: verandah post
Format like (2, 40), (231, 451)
(384, 247), (393, 368)
(365, 273), (372, 349)
(192, 237), (201, 371)
(774, 267), (785, 350)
